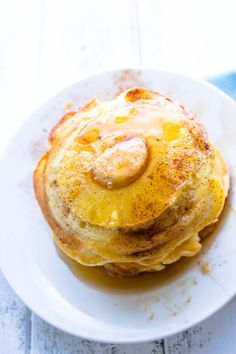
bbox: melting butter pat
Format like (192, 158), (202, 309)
(93, 136), (148, 189)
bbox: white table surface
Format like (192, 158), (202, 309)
(1, 0), (236, 353)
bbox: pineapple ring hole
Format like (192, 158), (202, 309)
(92, 136), (148, 189)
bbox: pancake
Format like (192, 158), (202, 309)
(33, 88), (229, 276)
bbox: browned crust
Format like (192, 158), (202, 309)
(33, 153), (62, 236)
(124, 87), (161, 102)
(49, 98), (99, 145)
(49, 111), (78, 144)
(33, 147), (83, 260)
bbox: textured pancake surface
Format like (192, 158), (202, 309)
(34, 88), (229, 276)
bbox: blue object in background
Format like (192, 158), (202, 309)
(209, 72), (236, 100)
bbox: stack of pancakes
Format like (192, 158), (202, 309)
(34, 88), (229, 276)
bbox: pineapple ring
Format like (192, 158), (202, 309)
(45, 88), (216, 228)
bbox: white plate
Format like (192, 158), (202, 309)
(1, 69), (236, 343)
